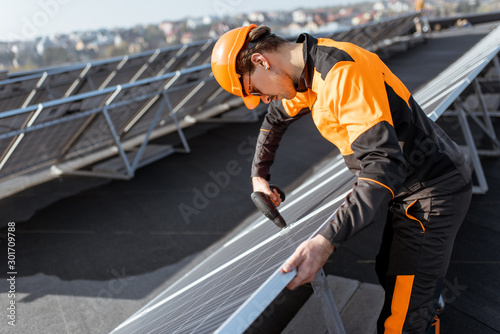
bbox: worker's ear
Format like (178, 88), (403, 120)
(250, 53), (269, 70)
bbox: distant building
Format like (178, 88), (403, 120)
(180, 32), (193, 44)
(36, 36), (57, 55)
(248, 11), (266, 23)
(292, 10), (309, 24)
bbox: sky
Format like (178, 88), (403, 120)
(1, 0), (367, 41)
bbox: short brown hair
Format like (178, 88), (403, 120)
(236, 25), (288, 76)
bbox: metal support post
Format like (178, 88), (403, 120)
(101, 106), (134, 178)
(457, 99), (500, 150)
(493, 55), (500, 80)
(163, 93), (191, 153)
(472, 79), (500, 153)
(130, 94), (167, 172)
(455, 102), (489, 194)
(311, 268), (346, 334)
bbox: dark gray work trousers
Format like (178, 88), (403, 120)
(375, 180), (472, 333)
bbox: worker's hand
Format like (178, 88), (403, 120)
(252, 176), (282, 207)
(281, 234), (335, 290)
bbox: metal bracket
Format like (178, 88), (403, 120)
(455, 102), (489, 194)
(62, 92), (176, 180)
(311, 269), (346, 334)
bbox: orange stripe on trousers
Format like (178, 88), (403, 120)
(384, 275), (415, 333)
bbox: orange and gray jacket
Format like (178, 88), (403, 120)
(251, 33), (471, 247)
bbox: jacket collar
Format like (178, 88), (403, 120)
(295, 33), (317, 92)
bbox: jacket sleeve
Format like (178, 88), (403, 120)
(320, 122), (407, 247)
(319, 63), (408, 247)
(251, 100), (310, 180)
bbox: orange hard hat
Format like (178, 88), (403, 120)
(211, 24), (261, 110)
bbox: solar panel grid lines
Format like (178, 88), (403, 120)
(137, 49), (182, 80)
(128, 49), (161, 84)
(5, 47), (164, 103)
(28, 70), (81, 104)
(97, 56), (130, 90)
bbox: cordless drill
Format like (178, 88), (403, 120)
(251, 184), (287, 229)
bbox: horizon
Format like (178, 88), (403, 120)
(2, 0), (371, 42)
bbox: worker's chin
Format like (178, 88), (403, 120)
(282, 91), (297, 100)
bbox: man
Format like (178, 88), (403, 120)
(211, 24), (472, 333)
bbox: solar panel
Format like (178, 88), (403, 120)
(0, 74), (43, 111)
(414, 25), (500, 120)
(0, 63), (231, 188)
(111, 156), (355, 334)
(29, 67), (85, 103)
(0, 113), (90, 177)
(105, 54), (154, 88)
(0, 90), (112, 178)
(0, 111), (31, 136)
(0, 40), (215, 115)
(134, 48), (184, 80)
(0, 14), (416, 115)
(67, 79), (171, 156)
(323, 13), (420, 52)
(74, 59), (125, 93)
(159, 43), (213, 73)
(118, 67), (228, 145)
(184, 40), (216, 68)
